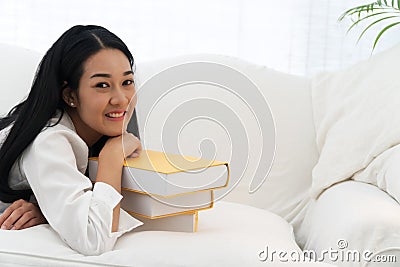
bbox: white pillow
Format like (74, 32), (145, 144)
(0, 43), (41, 115)
(310, 44), (400, 198)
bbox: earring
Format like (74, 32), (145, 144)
(70, 102), (74, 107)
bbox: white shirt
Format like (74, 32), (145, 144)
(0, 112), (143, 255)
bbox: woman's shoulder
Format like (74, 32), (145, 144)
(29, 111), (89, 172)
(45, 110), (76, 131)
(35, 111), (88, 153)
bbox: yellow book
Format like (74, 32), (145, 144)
(121, 189), (213, 218)
(89, 150), (230, 196)
(132, 211), (199, 233)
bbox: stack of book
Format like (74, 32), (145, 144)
(88, 150), (230, 232)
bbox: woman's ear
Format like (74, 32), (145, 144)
(62, 85), (78, 108)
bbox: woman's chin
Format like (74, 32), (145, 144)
(104, 129), (124, 137)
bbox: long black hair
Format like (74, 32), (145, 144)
(0, 25), (136, 203)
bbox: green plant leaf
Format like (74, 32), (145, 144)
(371, 3), (377, 12)
(372, 21), (400, 50)
(347, 11), (399, 33)
(340, 0), (400, 53)
(357, 15), (400, 43)
(339, 5), (373, 21)
(339, 6), (395, 21)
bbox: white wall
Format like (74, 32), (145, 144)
(0, 0), (399, 76)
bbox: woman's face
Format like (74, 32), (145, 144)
(67, 48), (136, 144)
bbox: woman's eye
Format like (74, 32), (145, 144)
(123, 80), (134, 86)
(96, 82), (109, 88)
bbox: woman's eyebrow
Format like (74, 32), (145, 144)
(90, 73), (111, 79)
(123, 70), (133, 76)
(90, 70), (133, 79)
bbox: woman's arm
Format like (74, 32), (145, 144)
(95, 132), (141, 232)
(22, 129), (142, 255)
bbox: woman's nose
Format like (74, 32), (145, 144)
(110, 87), (130, 106)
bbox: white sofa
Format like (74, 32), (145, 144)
(0, 42), (399, 267)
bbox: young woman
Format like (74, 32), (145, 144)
(0, 25), (143, 255)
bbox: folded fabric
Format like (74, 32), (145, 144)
(310, 44), (400, 198)
(352, 143), (400, 204)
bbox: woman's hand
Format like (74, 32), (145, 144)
(0, 199), (47, 230)
(100, 132), (142, 162)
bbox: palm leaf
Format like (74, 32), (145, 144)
(339, 6), (393, 21)
(346, 11), (399, 33)
(357, 15), (400, 43)
(373, 21), (400, 50)
(340, 1), (400, 52)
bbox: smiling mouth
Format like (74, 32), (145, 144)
(105, 111), (126, 118)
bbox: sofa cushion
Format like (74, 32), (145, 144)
(0, 201), (325, 267)
(299, 181), (400, 266)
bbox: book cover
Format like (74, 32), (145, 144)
(132, 211), (199, 233)
(121, 189), (213, 218)
(88, 150), (230, 196)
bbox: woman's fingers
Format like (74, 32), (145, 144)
(102, 133), (142, 160)
(0, 207), (13, 227)
(1, 209), (22, 230)
(122, 133), (142, 158)
(18, 217), (43, 230)
(11, 211), (34, 230)
(0, 199), (25, 229)
(0, 199), (46, 230)
(127, 141), (142, 158)
(128, 152), (140, 158)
